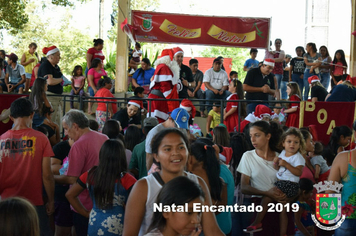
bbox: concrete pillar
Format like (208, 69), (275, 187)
(116, 0), (130, 92)
(350, 0), (356, 76)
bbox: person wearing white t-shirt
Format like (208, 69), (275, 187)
(203, 58), (230, 112)
(237, 121), (297, 235)
(247, 127), (305, 236)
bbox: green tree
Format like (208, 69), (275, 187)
(0, 0), (28, 31)
(8, 2), (92, 75)
(107, 0), (160, 41)
(201, 46), (250, 80)
(0, 0), (87, 31)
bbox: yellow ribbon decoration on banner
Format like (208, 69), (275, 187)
(159, 19), (201, 39)
(207, 24), (256, 43)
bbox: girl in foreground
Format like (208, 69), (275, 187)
(123, 128), (224, 236)
(66, 139), (136, 236)
(145, 176), (204, 236)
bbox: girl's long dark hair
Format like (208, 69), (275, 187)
(124, 125), (142, 151)
(191, 142), (222, 201)
(250, 121), (283, 152)
(29, 78), (47, 116)
(328, 125), (352, 156)
(147, 176), (205, 233)
(213, 126), (230, 147)
(332, 49), (347, 71)
(230, 133), (250, 185)
(72, 65), (83, 77)
(231, 79), (247, 118)
(87, 139), (127, 209)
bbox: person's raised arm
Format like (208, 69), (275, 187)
(123, 179), (148, 236)
(273, 51), (285, 63)
(197, 176), (225, 236)
(42, 156), (55, 215)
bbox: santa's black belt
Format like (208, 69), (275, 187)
(150, 89), (165, 98)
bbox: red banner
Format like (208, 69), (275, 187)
(299, 102), (356, 145)
(131, 11), (270, 48)
(0, 94), (28, 135)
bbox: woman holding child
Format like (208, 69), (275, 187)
(237, 121), (295, 235)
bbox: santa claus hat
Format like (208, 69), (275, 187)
(308, 75), (320, 84)
(254, 105), (272, 119)
(263, 58), (275, 67)
(172, 47), (184, 57)
(179, 99), (196, 119)
(42, 45), (59, 56)
(128, 100), (143, 109)
(160, 49), (174, 61)
(237, 113), (257, 132)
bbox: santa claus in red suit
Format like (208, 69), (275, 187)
(148, 48), (182, 122)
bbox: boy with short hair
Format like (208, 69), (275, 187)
(243, 48), (259, 71)
(229, 71), (238, 83)
(4, 53), (26, 94)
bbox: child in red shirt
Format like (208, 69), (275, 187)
(95, 76), (117, 131)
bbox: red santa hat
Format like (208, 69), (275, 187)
(263, 58), (275, 67)
(42, 45), (59, 56)
(254, 105), (272, 119)
(160, 49), (174, 61)
(172, 47), (184, 57)
(128, 100), (143, 109)
(179, 99), (196, 119)
(308, 75), (320, 84)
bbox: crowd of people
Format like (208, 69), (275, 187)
(1, 38), (356, 236)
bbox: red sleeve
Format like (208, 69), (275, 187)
(290, 95), (300, 108)
(159, 81), (174, 98)
(87, 47), (95, 54)
(79, 171), (89, 183)
(121, 173), (137, 190)
(87, 68), (94, 76)
(231, 94), (238, 107)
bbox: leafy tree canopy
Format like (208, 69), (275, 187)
(201, 46), (250, 80)
(0, 0), (87, 31)
(7, 2), (92, 75)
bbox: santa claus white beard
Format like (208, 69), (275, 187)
(169, 60), (180, 84)
(154, 56), (180, 85)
